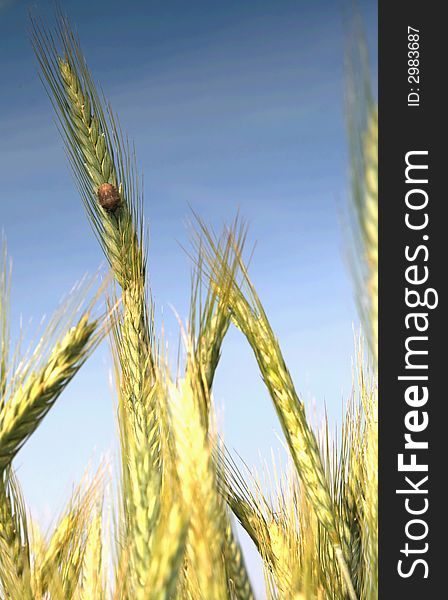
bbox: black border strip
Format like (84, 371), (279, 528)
(379, 2), (445, 596)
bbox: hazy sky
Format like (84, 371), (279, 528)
(1, 0), (376, 594)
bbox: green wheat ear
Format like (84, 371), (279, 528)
(32, 15), (165, 598)
(31, 14), (145, 293)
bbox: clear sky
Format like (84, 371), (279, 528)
(1, 0), (376, 594)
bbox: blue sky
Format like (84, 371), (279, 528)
(1, 0), (376, 594)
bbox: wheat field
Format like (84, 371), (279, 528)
(0, 11), (377, 600)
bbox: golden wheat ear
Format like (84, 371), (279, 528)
(0, 232), (107, 472)
(165, 348), (228, 599)
(347, 348), (377, 600)
(0, 466), (33, 599)
(0, 275), (108, 472)
(80, 499), (106, 600)
(29, 466), (104, 599)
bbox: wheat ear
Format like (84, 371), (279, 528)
(0, 313), (101, 471)
(140, 501), (189, 600)
(0, 467), (32, 599)
(223, 520), (255, 600)
(33, 469), (103, 599)
(81, 502), (105, 600)
(32, 18), (165, 598)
